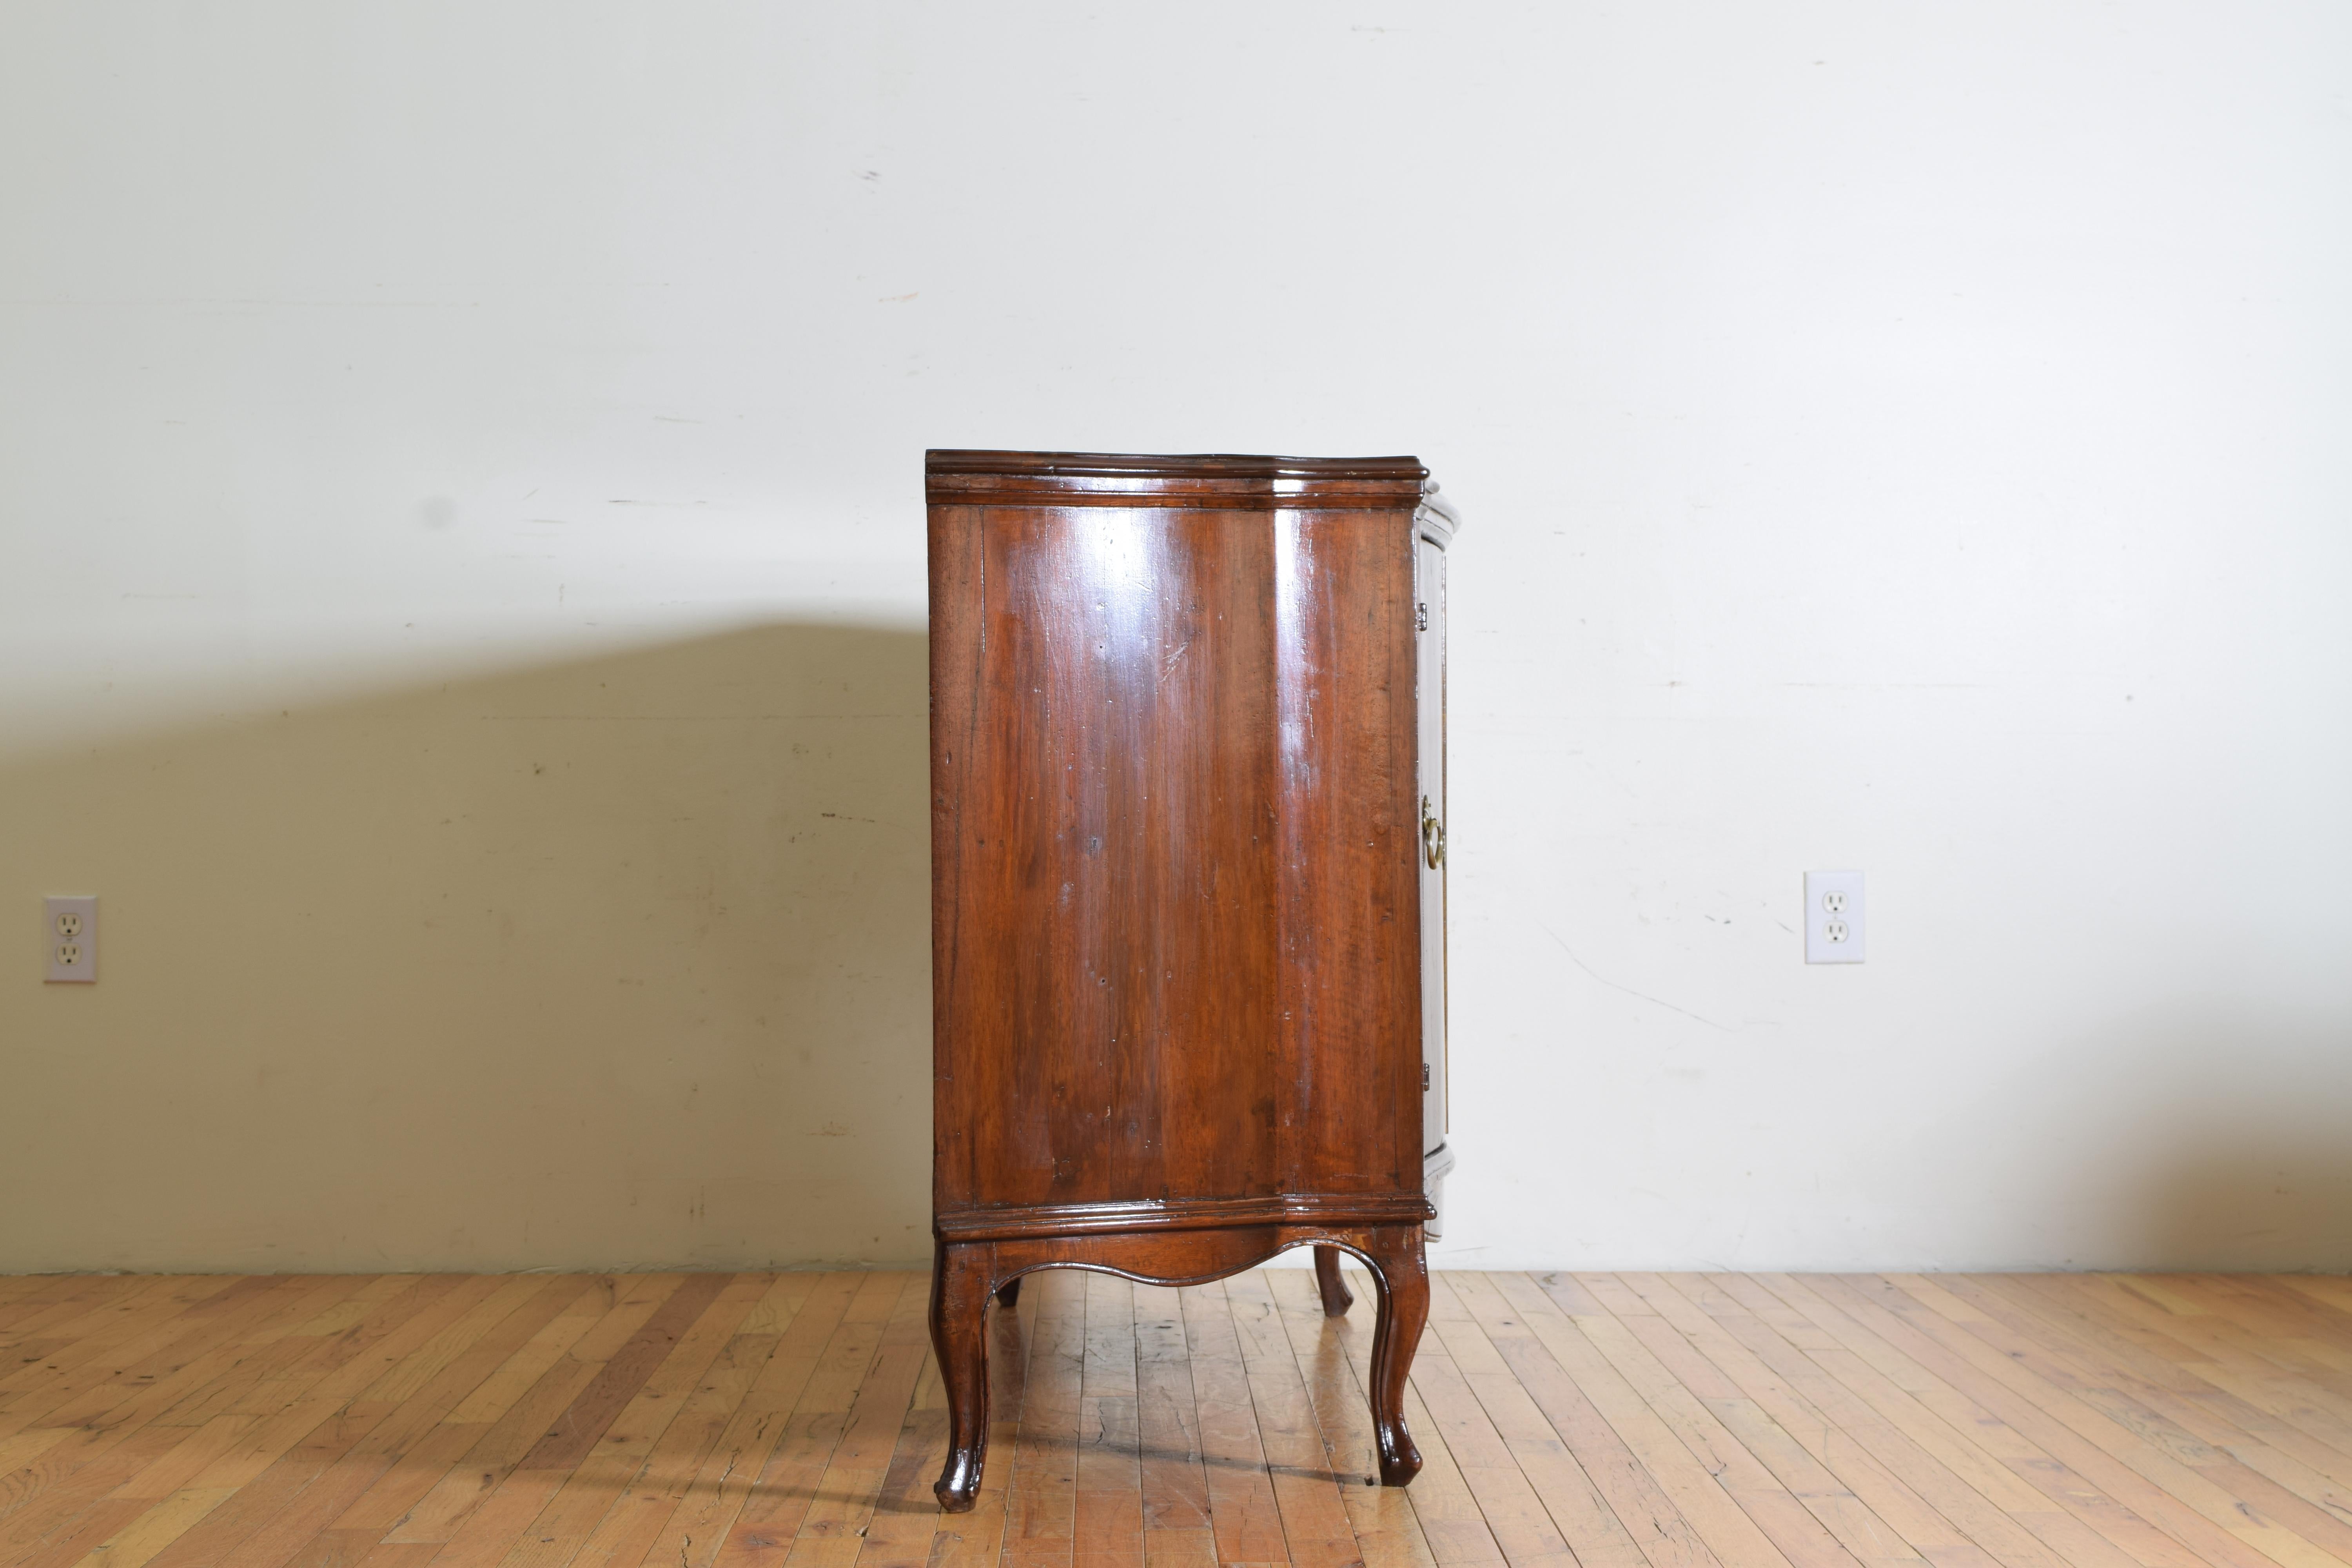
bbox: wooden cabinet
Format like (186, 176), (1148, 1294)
(926, 450), (1457, 1511)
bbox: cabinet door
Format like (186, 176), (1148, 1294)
(1415, 527), (1448, 1158)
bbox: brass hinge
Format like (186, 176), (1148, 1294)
(1415, 601), (1429, 631)
(1421, 1063), (1432, 1091)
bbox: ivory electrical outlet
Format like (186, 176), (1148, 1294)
(45, 896), (96, 982)
(1804, 871), (1864, 964)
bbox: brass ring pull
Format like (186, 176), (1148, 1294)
(1421, 795), (1445, 869)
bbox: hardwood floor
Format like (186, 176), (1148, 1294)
(2, 1269), (2350, 1568)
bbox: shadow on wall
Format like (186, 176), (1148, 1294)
(0, 622), (933, 1273)
(2138, 1144), (2352, 1272)
(2127, 1042), (2352, 1272)
(1947, 1004), (2352, 1272)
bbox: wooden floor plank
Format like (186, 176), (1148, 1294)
(134, 1274), (545, 1568)
(488, 1272), (773, 1568)
(0, 1279), (464, 1564)
(1633, 1270), (2071, 1568)
(307, 1277), (601, 1539)
(1474, 1272), (1718, 1568)
(6, 1270), (2352, 1568)
(1870, 1275), (2345, 1568)
(1406, 1274), (1583, 1568)
(1002, 1270), (1085, 1568)
(0, 1427), (188, 1564)
(784, 1272), (931, 1566)
(1610, 1272), (1946, 1564)
(1748, 1272), (2205, 1568)
(1172, 1278), (1288, 1568)
(1222, 1270), (1367, 1568)
(0, 1277), (341, 1442)
(1129, 1281), (1213, 1568)
(0, 1274), (86, 1334)
(1945, 1274), (2352, 1563)
(0, 1277), (229, 1402)
(1549, 1274), (1894, 1567)
(855, 1334), (954, 1568)
(1696, 1274), (2149, 1568)
(1782, 1274), (2295, 1568)
(2004, 1274), (2352, 1496)
(321, 1278), (611, 1543)
(2160, 1279), (2352, 1366)
(2065, 1277), (2352, 1469)
(1260, 1266), (1445, 1568)
(708, 1269), (913, 1567)
(1515, 1271), (1794, 1568)
(380, 1276), (686, 1548)
(627, 1270), (860, 1568)
(420, 1274), (735, 1568)
(1869, 1271), (2352, 1568)
(552, 1279), (791, 1568)
(1070, 1271), (1142, 1568)
(1431, 1273), (1679, 1568)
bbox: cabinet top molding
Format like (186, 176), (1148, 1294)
(925, 448), (1431, 510)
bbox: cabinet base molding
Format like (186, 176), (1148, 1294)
(932, 1190), (1434, 1243)
(927, 1221), (1429, 1512)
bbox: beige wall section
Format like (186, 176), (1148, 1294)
(0, 626), (932, 1272)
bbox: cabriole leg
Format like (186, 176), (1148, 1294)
(1364, 1225), (1428, 1486)
(1312, 1245), (1354, 1316)
(930, 1241), (993, 1511)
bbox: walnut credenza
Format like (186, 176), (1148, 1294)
(925, 449), (1456, 1511)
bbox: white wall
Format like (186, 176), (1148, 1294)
(3, 2), (2347, 1272)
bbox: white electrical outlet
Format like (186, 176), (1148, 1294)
(1804, 871), (1864, 964)
(45, 896), (97, 983)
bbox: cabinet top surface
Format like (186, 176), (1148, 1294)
(927, 449), (1430, 509)
(927, 449), (1426, 480)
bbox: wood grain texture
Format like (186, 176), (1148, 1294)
(925, 450), (1442, 1509)
(927, 453), (1431, 1219)
(1, 1271), (2349, 1567)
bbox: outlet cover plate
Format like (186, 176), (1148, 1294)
(45, 896), (96, 983)
(1804, 871), (1864, 964)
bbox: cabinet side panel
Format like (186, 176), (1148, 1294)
(1125, 512), (1284, 1203)
(932, 503), (1283, 1212)
(931, 501), (987, 1210)
(1274, 508), (1423, 1195)
(1417, 531), (1448, 1157)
